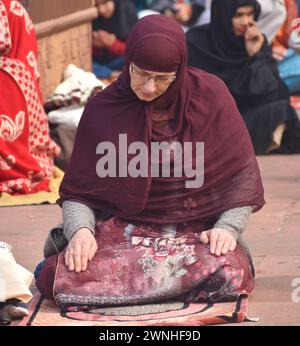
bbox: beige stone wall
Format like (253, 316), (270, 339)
(28, 0), (95, 24)
(26, 0), (97, 100)
(38, 23), (93, 100)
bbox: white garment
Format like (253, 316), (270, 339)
(47, 64), (106, 106)
(194, 0), (211, 26)
(257, 0), (287, 43)
(48, 106), (85, 169)
(48, 105), (84, 127)
(137, 9), (160, 19)
(0, 242), (33, 303)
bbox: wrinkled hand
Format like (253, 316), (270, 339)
(93, 30), (116, 48)
(174, 3), (192, 24)
(244, 21), (265, 57)
(199, 228), (237, 256)
(272, 46), (288, 61)
(64, 228), (98, 273)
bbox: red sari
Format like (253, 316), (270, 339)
(0, 0), (60, 194)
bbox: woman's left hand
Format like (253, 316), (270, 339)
(199, 228), (237, 256)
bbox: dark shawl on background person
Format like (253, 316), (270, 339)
(186, 0), (288, 108)
(58, 14), (264, 226)
(92, 0), (138, 42)
(186, 0), (300, 154)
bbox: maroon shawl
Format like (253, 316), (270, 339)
(58, 15), (264, 224)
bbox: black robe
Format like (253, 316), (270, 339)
(186, 0), (300, 154)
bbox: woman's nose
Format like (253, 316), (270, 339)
(241, 16), (250, 26)
(143, 78), (157, 93)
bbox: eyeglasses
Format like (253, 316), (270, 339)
(130, 63), (177, 88)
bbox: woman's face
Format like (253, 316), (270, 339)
(232, 5), (256, 36)
(96, 0), (115, 19)
(129, 63), (177, 102)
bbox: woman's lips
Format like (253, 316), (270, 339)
(238, 27), (247, 34)
(140, 91), (155, 99)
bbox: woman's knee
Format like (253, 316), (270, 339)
(35, 255), (58, 300)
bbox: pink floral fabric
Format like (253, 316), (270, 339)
(37, 217), (254, 310)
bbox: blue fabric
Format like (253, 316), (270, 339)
(106, 56), (124, 70)
(34, 260), (45, 280)
(278, 49), (300, 93)
(93, 57), (124, 79)
(93, 63), (112, 79)
(0, 299), (26, 308)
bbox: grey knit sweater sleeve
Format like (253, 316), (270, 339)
(62, 201), (96, 241)
(213, 206), (253, 240)
(63, 200), (253, 242)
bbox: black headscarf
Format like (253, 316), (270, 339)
(186, 0), (285, 107)
(187, 0), (261, 72)
(92, 0), (138, 42)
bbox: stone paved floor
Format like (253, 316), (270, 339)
(1, 154), (300, 326)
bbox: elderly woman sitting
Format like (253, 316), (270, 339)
(36, 15), (264, 310)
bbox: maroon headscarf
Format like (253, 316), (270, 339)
(58, 15), (265, 224)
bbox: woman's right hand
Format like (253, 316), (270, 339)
(199, 228), (237, 256)
(64, 228), (98, 273)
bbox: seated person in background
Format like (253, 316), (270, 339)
(36, 15), (265, 309)
(151, 0), (206, 28)
(92, 0), (138, 80)
(272, 0), (300, 95)
(256, 0), (287, 43)
(187, 0), (300, 155)
(0, 0), (60, 195)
